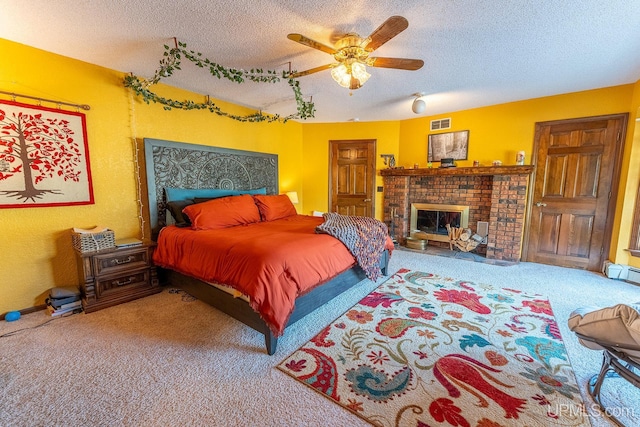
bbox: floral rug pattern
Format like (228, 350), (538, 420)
(278, 269), (589, 427)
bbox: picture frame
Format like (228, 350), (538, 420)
(0, 99), (94, 208)
(427, 130), (469, 162)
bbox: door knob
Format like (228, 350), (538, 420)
(535, 201), (547, 207)
(363, 199), (372, 202)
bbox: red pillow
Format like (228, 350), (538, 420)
(253, 194), (297, 221)
(182, 194), (261, 230)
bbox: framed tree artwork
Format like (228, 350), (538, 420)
(428, 130), (469, 162)
(0, 100), (94, 208)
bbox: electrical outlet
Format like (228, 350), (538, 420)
(377, 186), (383, 192)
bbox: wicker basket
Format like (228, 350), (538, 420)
(71, 229), (116, 253)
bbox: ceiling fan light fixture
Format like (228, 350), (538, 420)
(412, 92), (426, 114)
(331, 64), (352, 88)
(351, 62), (370, 85)
(331, 62), (370, 89)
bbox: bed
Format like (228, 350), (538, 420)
(143, 138), (392, 354)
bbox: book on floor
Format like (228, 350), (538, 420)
(47, 295), (80, 308)
(47, 302), (82, 317)
(56, 300), (82, 311)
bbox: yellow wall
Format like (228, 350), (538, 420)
(614, 80), (640, 268)
(2, 36), (639, 315)
(398, 86), (634, 168)
(0, 38), (303, 314)
(301, 121), (400, 221)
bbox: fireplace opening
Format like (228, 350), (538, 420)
(417, 210), (461, 235)
(410, 203), (469, 243)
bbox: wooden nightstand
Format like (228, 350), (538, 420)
(75, 242), (160, 313)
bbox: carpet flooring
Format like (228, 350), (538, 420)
(1, 250), (639, 426)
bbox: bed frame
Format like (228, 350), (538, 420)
(143, 138), (389, 354)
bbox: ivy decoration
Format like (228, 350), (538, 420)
(124, 40), (315, 123)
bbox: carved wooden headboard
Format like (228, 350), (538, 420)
(143, 138), (278, 237)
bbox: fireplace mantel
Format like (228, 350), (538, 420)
(380, 165), (534, 177)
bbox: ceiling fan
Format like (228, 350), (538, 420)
(287, 16), (424, 90)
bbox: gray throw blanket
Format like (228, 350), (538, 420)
(316, 212), (388, 281)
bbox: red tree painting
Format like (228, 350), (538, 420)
(0, 100), (93, 207)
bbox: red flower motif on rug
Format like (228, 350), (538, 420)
(278, 270), (588, 427)
(310, 325), (335, 348)
(407, 306), (437, 320)
(523, 299), (554, 316)
(485, 350), (508, 366)
(433, 288), (491, 314)
(429, 397), (468, 426)
(433, 354), (527, 419)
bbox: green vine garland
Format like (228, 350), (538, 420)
(124, 41), (315, 123)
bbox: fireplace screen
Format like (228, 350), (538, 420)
(410, 203), (469, 242)
(417, 210), (461, 235)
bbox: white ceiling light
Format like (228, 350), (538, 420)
(412, 92), (426, 114)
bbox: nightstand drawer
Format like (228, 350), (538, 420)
(95, 269), (151, 299)
(92, 247), (150, 276)
(76, 241), (159, 313)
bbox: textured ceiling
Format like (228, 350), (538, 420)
(2, 0), (640, 123)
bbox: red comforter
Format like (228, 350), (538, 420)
(153, 215), (392, 336)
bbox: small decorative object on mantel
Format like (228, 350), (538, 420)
(440, 158), (456, 168)
(380, 154), (396, 168)
(516, 150), (525, 165)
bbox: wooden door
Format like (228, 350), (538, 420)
(525, 114), (626, 270)
(329, 139), (376, 217)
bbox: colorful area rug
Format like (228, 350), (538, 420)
(278, 269), (589, 426)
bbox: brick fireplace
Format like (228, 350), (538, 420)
(381, 165), (534, 262)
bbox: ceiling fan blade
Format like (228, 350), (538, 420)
(287, 33), (337, 55)
(364, 16), (409, 52)
(289, 63), (335, 78)
(368, 57), (424, 70)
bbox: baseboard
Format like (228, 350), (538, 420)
(1, 304), (47, 320)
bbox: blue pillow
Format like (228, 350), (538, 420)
(165, 187), (267, 202)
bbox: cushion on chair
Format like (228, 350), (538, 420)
(568, 303), (640, 360)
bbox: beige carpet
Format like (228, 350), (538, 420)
(1, 249), (639, 426)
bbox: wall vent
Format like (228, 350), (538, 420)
(477, 221), (489, 237)
(430, 118), (451, 131)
